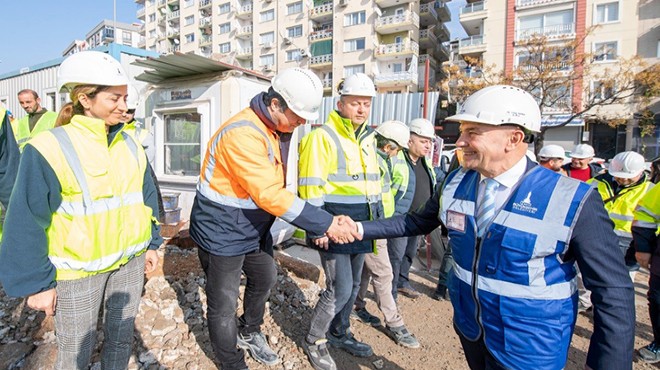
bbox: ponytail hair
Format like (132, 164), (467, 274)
(56, 85), (111, 127)
(55, 102), (74, 127)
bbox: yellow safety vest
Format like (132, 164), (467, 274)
(633, 183), (660, 235)
(589, 176), (654, 242)
(298, 110), (382, 212)
(28, 115), (153, 280)
(378, 154), (394, 218)
(11, 110), (57, 151)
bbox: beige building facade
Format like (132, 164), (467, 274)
(136, 0), (452, 95)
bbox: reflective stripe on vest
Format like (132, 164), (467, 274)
(315, 125), (381, 205)
(13, 112), (57, 151)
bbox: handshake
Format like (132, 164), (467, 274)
(313, 215), (363, 249)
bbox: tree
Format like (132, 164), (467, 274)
(442, 28), (660, 153)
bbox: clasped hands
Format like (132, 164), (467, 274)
(313, 215), (362, 249)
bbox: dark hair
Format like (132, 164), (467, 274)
(375, 133), (400, 150)
(56, 85), (113, 125)
(263, 87), (288, 112)
(17, 89), (38, 99)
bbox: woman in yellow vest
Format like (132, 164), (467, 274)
(0, 51), (162, 370)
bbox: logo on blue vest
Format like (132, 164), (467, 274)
(513, 191), (538, 214)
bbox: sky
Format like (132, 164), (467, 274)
(0, 0), (467, 75)
(0, 1), (139, 74)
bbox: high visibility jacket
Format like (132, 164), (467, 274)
(588, 173), (654, 247)
(390, 149), (436, 215)
(377, 152), (394, 218)
(633, 184), (660, 275)
(442, 166), (592, 369)
(12, 110), (57, 151)
(28, 115), (153, 281)
(298, 110), (383, 254)
(190, 105), (332, 257)
(124, 120), (155, 164)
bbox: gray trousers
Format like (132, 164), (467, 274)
(54, 253), (145, 370)
(307, 251), (365, 343)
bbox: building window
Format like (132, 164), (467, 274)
(260, 9), (274, 22)
(183, 0), (194, 8)
(592, 81), (615, 101)
(185, 33), (195, 43)
(260, 54), (275, 66)
(344, 64), (365, 77)
(220, 42), (231, 53)
(149, 13), (156, 22)
(286, 1), (303, 15)
(219, 22), (231, 34)
(149, 29), (157, 39)
(122, 32), (133, 45)
(218, 2), (230, 13)
(287, 25), (303, 38)
(184, 15), (194, 25)
(343, 38), (365, 52)
(595, 2), (619, 24)
(594, 41), (618, 62)
(164, 112), (201, 177)
(260, 32), (274, 45)
(518, 9), (574, 39)
(286, 49), (301, 61)
(344, 11), (366, 26)
(392, 63), (403, 73)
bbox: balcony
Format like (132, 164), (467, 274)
(236, 47), (253, 59)
(434, 23), (450, 42)
(458, 35), (486, 55)
(322, 79), (333, 92)
(375, 11), (419, 35)
(462, 68), (483, 78)
(374, 71), (418, 88)
(375, 41), (419, 60)
(236, 4), (253, 19)
(433, 42), (450, 61)
(199, 34), (212, 46)
(419, 53), (438, 69)
(199, 16), (212, 30)
(435, 2), (451, 22)
(310, 54), (333, 68)
(167, 9), (180, 20)
(166, 45), (180, 53)
(137, 7), (146, 19)
(516, 23), (575, 41)
(375, 0), (415, 8)
(157, 0), (166, 7)
(516, 61), (572, 74)
(167, 29), (180, 38)
(167, 0), (179, 5)
(419, 3), (439, 26)
(199, 0), (212, 8)
(542, 97), (572, 114)
(516, 0), (575, 10)
(419, 28), (438, 49)
(236, 25), (253, 38)
(309, 29), (333, 42)
(309, 2), (333, 23)
(138, 38), (146, 48)
(460, 2), (487, 35)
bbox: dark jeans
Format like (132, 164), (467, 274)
(456, 327), (507, 370)
(649, 273), (660, 344)
(307, 251), (365, 343)
(430, 227), (453, 295)
(198, 247), (277, 370)
(387, 236), (418, 299)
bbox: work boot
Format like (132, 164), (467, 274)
(397, 286), (421, 299)
(326, 330), (373, 357)
(351, 308), (382, 327)
(302, 339), (337, 370)
(386, 325), (420, 349)
(433, 287), (450, 301)
(237, 332), (280, 366)
(639, 342), (660, 363)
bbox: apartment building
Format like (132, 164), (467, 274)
(135, 0), (452, 95)
(448, 0), (659, 157)
(63, 20), (144, 56)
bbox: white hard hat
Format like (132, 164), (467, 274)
(570, 144), (595, 159)
(57, 51), (129, 93)
(446, 85), (541, 132)
(271, 67), (323, 121)
(538, 144), (566, 159)
(339, 73), (376, 97)
(375, 120), (410, 149)
(409, 118), (435, 139)
(609, 151), (645, 179)
(126, 85), (140, 110)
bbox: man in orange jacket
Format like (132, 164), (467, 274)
(190, 68), (355, 370)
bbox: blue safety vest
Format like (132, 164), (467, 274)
(441, 166), (591, 370)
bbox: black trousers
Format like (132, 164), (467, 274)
(198, 247), (277, 370)
(648, 273), (660, 344)
(456, 326), (508, 370)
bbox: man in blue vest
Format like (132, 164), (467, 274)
(341, 85), (635, 370)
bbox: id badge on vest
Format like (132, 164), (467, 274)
(446, 210), (466, 233)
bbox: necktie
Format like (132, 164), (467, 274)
(477, 178), (498, 237)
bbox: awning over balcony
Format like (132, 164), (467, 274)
(541, 114), (584, 127)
